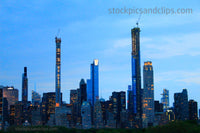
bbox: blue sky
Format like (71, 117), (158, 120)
(0, 0), (200, 108)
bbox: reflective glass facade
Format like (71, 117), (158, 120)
(161, 89), (169, 112)
(87, 59), (99, 106)
(131, 27), (142, 118)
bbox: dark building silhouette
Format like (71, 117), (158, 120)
(174, 89), (189, 121)
(188, 100), (198, 120)
(22, 67), (28, 104)
(110, 91), (126, 128)
(154, 101), (163, 113)
(80, 79), (87, 104)
(130, 26), (142, 128)
(14, 101), (23, 126)
(2, 98), (8, 125)
(9, 105), (15, 125)
(154, 101), (164, 126)
(70, 89), (81, 127)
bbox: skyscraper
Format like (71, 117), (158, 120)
(32, 90), (41, 106)
(188, 100), (198, 120)
(80, 79), (87, 104)
(55, 37), (61, 107)
(161, 89), (169, 112)
(174, 89), (189, 121)
(111, 91), (126, 128)
(87, 59), (99, 106)
(3, 86), (18, 110)
(22, 67), (28, 104)
(143, 61), (154, 127)
(94, 100), (103, 128)
(81, 101), (92, 129)
(130, 27), (142, 127)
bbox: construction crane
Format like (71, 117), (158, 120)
(136, 13), (142, 27)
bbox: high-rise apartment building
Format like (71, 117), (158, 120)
(3, 86), (18, 110)
(111, 91), (126, 128)
(143, 61), (154, 127)
(174, 89), (189, 121)
(81, 101), (92, 129)
(55, 37), (61, 107)
(161, 89), (169, 112)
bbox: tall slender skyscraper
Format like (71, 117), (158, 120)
(55, 37), (61, 107)
(130, 27), (142, 127)
(87, 59), (99, 106)
(143, 61), (154, 128)
(22, 67), (28, 104)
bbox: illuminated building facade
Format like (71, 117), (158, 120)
(41, 92), (62, 124)
(161, 89), (169, 112)
(22, 67), (28, 104)
(55, 37), (61, 107)
(188, 100), (198, 120)
(174, 89), (189, 120)
(87, 59), (99, 106)
(143, 61), (154, 127)
(130, 27), (142, 127)
(3, 86), (18, 110)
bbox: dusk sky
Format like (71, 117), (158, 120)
(1, 0), (200, 108)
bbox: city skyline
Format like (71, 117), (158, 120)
(1, 0), (200, 109)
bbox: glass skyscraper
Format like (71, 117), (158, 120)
(143, 61), (154, 127)
(130, 27), (142, 128)
(87, 59), (99, 106)
(55, 37), (61, 107)
(161, 89), (169, 112)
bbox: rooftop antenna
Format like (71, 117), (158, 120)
(56, 29), (60, 37)
(136, 13), (142, 27)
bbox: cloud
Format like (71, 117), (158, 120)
(142, 33), (200, 59)
(155, 70), (200, 85)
